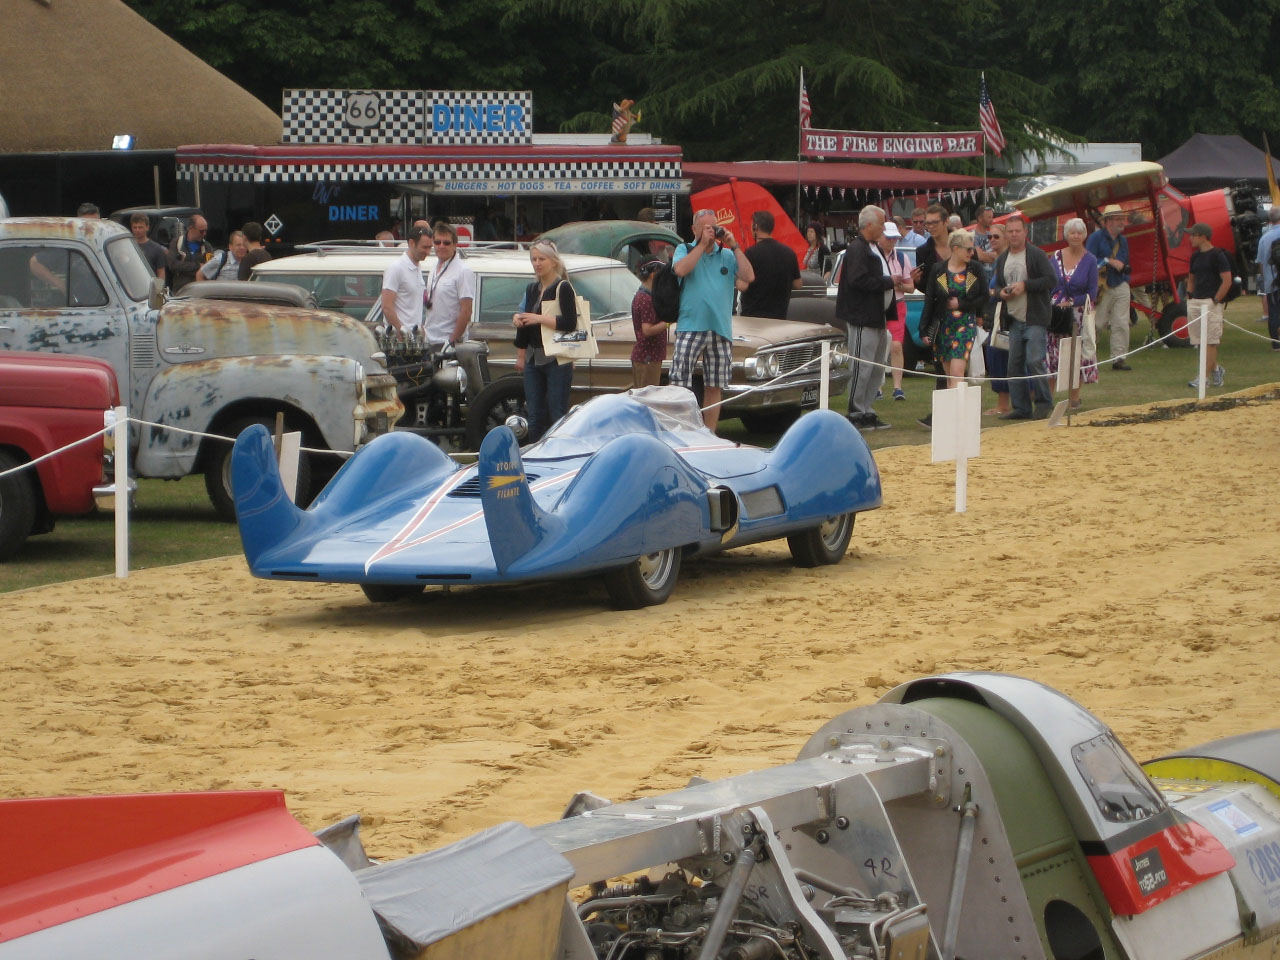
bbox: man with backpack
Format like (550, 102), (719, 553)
(1086, 205), (1133, 370)
(166, 214), (213, 292)
(198, 231), (248, 282)
(668, 209), (754, 430)
(1185, 223), (1233, 389)
(1256, 205), (1280, 350)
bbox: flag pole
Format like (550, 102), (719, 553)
(796, 67), (804, 225)
(981, 72), (989, 203)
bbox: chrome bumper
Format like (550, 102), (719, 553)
(93, 478), (137, 512)
(721, 370), (853, 411)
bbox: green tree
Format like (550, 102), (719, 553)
(517, 0), (1069, 165)
(989, 0), (1280, 158)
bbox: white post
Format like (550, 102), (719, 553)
(819, 340), (830, 410)
(954, 383), (968, 513)
(278, 431), (302, 503)
(931, 382), (980, 514)
(113, 405), (129, 579)
(1197, 302), (1208, 401)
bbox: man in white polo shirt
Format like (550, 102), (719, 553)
(423, 221), (476, 346)
(380, 224), (431, 332)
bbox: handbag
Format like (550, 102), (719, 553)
(990, 302), (1010, 351)
(1049, 303), (1075, 338)
(540, 280), (598, 364)
(967, 324), (988, 380)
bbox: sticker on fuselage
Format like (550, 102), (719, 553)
(1207, 798), (1261, 836)
(1131, 847), (1169, 896)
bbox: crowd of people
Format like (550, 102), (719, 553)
(72, 193), (1265, 442)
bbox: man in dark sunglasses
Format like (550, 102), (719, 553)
(423, 220), (476, 347)
(899, 206), (929, 249)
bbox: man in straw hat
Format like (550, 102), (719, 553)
(1086, 204), (1133, 370)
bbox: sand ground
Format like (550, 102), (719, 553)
(2, 387), (1278, 860)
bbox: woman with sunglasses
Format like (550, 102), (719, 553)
(919, 230), (989, 388)
(513, 239), (579, 442)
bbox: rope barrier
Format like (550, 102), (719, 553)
(701, 352), (826, 413)
(0, 424), (115, 481)
(1223, 316), (1280, 343)
(0, 416), (348, 482)
(2, 314), (1270, 484)
(836, 319), (1189, 384)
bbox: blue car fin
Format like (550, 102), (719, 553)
(478, 426), (549, 574)
(231, 424), (309, 568)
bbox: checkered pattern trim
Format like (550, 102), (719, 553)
(671, 330), (733, 389)
(283, 89), (424, 144)
(423, 91), (533, 145)
(176, 158), (681, 183)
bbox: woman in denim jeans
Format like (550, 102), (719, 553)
(513, 239), (578, 442)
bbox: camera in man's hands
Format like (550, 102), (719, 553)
(713, 226), (728, 241)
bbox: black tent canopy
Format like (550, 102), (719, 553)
(1158, 133), (1273, 194)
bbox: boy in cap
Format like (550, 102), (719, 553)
(1184, 222), (1232, 389)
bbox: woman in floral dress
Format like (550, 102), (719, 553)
(919, 230), (989, 388)
(1049, 218), (1100, 408)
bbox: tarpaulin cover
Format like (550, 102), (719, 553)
(691, 180), (808, 263)
(1158, 133), (1272, 194)
(357, 821), (574, 952)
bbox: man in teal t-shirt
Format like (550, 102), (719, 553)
(671, 208), (754, 430)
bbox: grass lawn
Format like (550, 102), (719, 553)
(3, 299), (1275, 593)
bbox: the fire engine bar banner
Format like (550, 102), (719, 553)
(801, 128), (984, 160)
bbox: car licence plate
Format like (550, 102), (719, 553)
(801, 386), (819, 406)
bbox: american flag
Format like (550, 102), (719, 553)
(799, 69), (811, 130)
(979, 74), (1005, 155)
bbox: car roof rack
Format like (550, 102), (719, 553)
(293, 239), (530, 255)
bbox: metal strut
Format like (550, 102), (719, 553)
(940, 783), (979, 960)
(696, 836), (760, 960)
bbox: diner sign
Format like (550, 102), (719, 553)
(801, 129), (983, 160)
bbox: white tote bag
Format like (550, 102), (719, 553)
(989, 301), (1010, 351)
(540, 281), (598, 364)
(967, 324), (988, 381)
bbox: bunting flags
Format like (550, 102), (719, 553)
(979, 73), (1006, 155)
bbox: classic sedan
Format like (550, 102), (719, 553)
(253, 248), (853, 444)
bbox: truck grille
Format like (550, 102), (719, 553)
(774, 343), (820, 375)
(130, 334), (157, 368)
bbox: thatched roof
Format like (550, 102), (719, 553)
(2, 0), (281, 153)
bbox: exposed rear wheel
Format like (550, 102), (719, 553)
(465, 377), (528, 451)
(787, 512), (854, 567)
(0, 450), (37, 561)
(361, 583), (425, 603)
(204, 416), (314, 522)
(604, 546), (682, 609)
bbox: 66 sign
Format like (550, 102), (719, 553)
(345, 93), (382, 129)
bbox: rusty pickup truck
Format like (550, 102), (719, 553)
(0, 218), (403, 519)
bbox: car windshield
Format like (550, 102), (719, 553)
(1072, 732), (1166, 824)
(259, 272), (381, 321)
(105, 236), (154, 302)
(566, 265), (639, 320)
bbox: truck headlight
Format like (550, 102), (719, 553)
(764, 354), (781, 378)
(831, 343), (850, 366)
